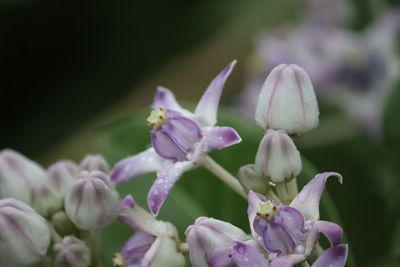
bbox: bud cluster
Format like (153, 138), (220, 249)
(240, 64), (318, 202)
(0, 150), (118, 266)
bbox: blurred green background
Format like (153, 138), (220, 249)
(2, 0), (400, 266)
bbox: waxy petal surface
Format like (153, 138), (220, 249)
(305, 220), (343, 255)
(111, 148), (163, 184)
(247, 190), (267, 237)
(148, 161), (194, 215)
(152, 87), (187, 114)
(290, 172), (342, 221)
(195, 60), (237, 126)
(311, 244), (348, 267)
(270, 254), (306, 267)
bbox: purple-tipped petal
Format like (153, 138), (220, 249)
(121, 231), (156, 266)
(111, 148), (163, 184)
(148, 161), (194, 215)
(311, 244), (348, 267)
(151, 130), (187, 162)
(118, 195), (135, 210)
(195, 126), (242, 158)
(305, 220), (343, 255)
(270, 254), (306, 267)
(195, 60), (237, 126)
(152, 87), (185, 112)
(232, 241), (269, 267)
(247, 190), (267, 237)
(290, 172), (342, 221)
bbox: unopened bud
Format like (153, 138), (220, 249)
(255, 64), (319, 135)
(51, 211), (75, 237)
(48, 160), (79, 196)
(255, 129), (302, 183)
(53, 236), (91, 267)
(238, 164), (269, 194)
(0, 149), (63, 217)
(0, 198), (51, 266)
(79, 154), (110, 173)
(185, 217), (249, 267)
(65, 170), (119, 230)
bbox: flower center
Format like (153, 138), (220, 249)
(256, 200), (279, 220)
(147, 108), (167, 129)
(113, 252), (125, 267)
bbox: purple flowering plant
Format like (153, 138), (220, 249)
(0, 60), (350, 267)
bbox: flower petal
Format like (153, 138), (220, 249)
(200, 126), (242, 153)
(247, 190), (267, 237)
(147, 161), (194, 215)
(142, 236), (186, 267)
(111, 148), (163, 184)
(194, 60), (237, 126)
(270, 254), (306, 267)
(232, 241), (269, 267)
(290, 172), (342, 221)
(311, 244), (348, 267)
(261, 220), (296, 255)
(305, 220), (343, 255)
(152, 87), (186, 113)
(121, 231), (156, 267)
(151, 130), (187, 162)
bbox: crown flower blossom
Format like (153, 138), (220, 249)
(111, 60), (242, 215)
(114, 195), (186, 267)
(248, 172), (347, 266)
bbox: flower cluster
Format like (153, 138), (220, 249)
(1, 59), (349, 267)
(0, 151), (118, 266)
(110, 61), (348, 266)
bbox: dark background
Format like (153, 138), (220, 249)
(2, 0), (396, 157)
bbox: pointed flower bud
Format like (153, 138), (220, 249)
(53, 236), (91, 267)
(238, 164), (269, 194)
(0, 198), (51, 266)
(255, 129), (302, 183)
(65, 170), (119, 230)
(79, 154), (110, 173)
(255, 64), (319, 135)
(48, 160), (79, 196)
(0, 149), (63, 217)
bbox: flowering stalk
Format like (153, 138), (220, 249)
(199, 156), (247, 198)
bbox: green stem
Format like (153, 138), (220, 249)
(87, 230), (100, 266)
(287, 178), (298, 202)
(275, 183), (289, 204)
(201, 156), (247, 198)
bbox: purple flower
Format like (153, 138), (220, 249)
(115, 195), (185, 267)
(111, 61), (242, 215)
(248, 172), (347, 266)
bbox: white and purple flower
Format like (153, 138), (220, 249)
(111, 60), (242, 215)
(186, 172), (348, 267)
(115, 195), (185, 267)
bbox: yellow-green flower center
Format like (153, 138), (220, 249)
(147, 108), (167, 129)
(257, 200), (279, 220)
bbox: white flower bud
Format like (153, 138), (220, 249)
(48, 160), (79, 196)
(0, 198), (51, 266)
(0, 149), (63, 217)
(53, 236), (91, 267)
(65, 170), (119, 230)
(79, 154), (110, 173)
(255, 129), (302, 183)
(238, 164), (269, 194)
(255, 64), (319, 135)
